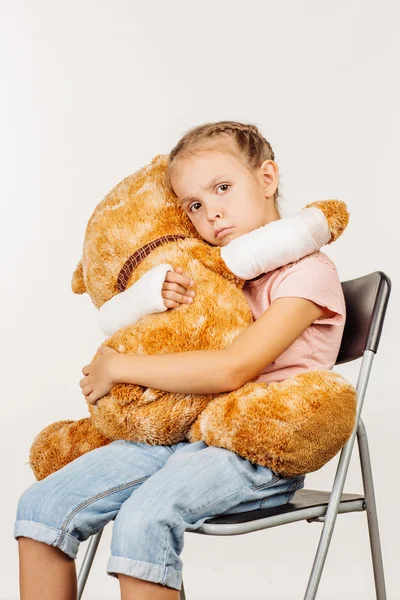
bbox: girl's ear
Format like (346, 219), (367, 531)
(71, 259), (87, 294)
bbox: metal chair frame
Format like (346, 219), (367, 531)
(76, 271), (391, 599)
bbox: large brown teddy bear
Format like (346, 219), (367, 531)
(29, 154), (357, 481)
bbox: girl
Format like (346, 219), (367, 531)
(15, 121), (345, 600)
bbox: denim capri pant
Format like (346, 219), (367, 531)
(14, 439), (305, 591)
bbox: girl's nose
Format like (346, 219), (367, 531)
(206, 208), (223, 221)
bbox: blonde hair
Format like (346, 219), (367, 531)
(165, 120), (281, 212)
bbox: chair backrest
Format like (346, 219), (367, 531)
(336, 271), (391, 365)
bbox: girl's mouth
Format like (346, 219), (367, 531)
(216, 227), (234, 239)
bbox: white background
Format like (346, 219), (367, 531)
(1, 1), (398, 598)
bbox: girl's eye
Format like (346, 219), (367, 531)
(188, 202), (201, 213)
(188, 184), (230, 213)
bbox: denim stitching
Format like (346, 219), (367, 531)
(250, 474), (282, 490)
(55, 476), (149, 548)
(108, 555), (181, 588)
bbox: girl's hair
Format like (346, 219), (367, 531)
(165, 120), (282, 214)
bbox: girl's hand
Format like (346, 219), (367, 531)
(162, 267), (195, 308)
(80, 345), (120, 405)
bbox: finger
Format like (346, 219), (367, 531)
(163, 299), (179, 309)
(98, 345), (113, 354)
(165, 272), (194, 288)
(163, 281), (188, 294)
(82, 365), (90, 376)
(163, 290), (193, 304)
(86, 393), (97, 406)
(82, 385), (93, 396)
(79, 376), (88, 389)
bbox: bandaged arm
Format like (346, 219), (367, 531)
(98, 263), (173, 337)
(98, 206), (330, 336)
(220, 206), (331, 280)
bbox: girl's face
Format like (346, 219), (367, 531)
(170, 148), (280, 246)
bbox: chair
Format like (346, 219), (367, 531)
(77, 271), (391, 600)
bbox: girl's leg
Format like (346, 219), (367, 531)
(107, 440), (305, 593)
(15, 440), (178, 599)
(18, 538), (77, 600)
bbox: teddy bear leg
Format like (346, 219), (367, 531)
(29, 417), (112, 481)
(187, 371), (357, 478)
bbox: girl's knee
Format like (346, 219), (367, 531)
(16, 480), (54, 523)
(15, 477), (102, 553)
(110, 506), (165, 560)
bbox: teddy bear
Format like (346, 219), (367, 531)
(29, 154), (357, 482)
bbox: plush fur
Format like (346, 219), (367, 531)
(29, 154), (357, 481)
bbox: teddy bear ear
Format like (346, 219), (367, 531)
(71, 260), (87, 294)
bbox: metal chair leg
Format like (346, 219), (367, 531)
(180, 579), (187, 600)
(358, 420), (387, 599)
(302, 352), (374, 598)
(302, 454), (350, 599)
(77, 529), (104, 599)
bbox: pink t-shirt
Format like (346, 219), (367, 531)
(242, 251), (346, 384)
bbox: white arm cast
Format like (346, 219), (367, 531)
(220, 206), (331, 280)
(98, 263), (174, 337)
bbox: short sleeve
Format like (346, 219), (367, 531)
(270, 253), (346, 326)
